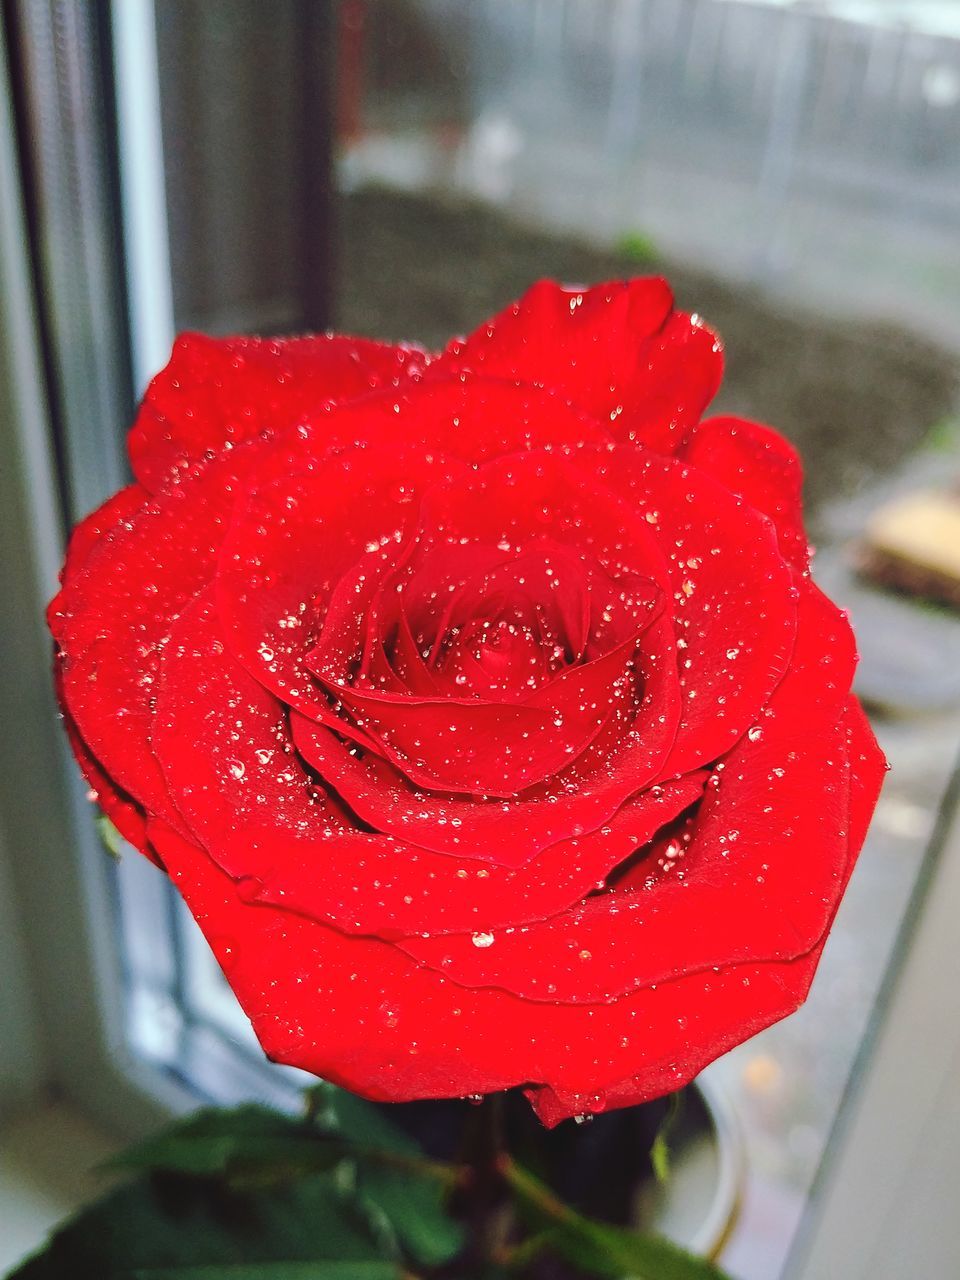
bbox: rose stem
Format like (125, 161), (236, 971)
(457, 1091), (510, 1265)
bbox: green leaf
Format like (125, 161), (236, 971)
(70, 1100), (464, 1275)
(502, 1157), (731, 1280)
(132, 1264), (403, 1279)
(7, 1172), (387, 1279)
(649, 1131), (670, 1187)
(649, 1092), (683, 1187)
(305, 1089), (466, 1266)
(923, 416), (960, 453)
(615, 230), (658, 265)
(108, 1100), (458, 1196)
(306, 1084), (419, 1157)
(105, 1106), (341, 1182)
(539, 1219), (730, 1280)
(10, 1100), (469, 1277)
(357, 1163), (464, 1268)
(96, 814), (125, 860)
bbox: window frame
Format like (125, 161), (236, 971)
(792, 753), (960, 1279)
(0, 0), (194, 1138)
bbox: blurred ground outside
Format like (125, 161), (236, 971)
(343, 0), (960, 348)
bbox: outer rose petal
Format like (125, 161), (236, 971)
(431, 279), (723, 453)
(49, 451), (262, 832)
(54, 666), (155, 864)
(585, 446), (799, 775)
(47, 483), (152, 829)
(522, 944), (822, 1123)
(54, 484), (149, 588)
(617, 311), (726, 453)
(532, 698), (886, 1124)
(150, 820), (850, 1121)
(277, 374), (615, 470)
(129, 332), (430, 491)
(844, 695), (887, 852)
(682, 415), (809, 570)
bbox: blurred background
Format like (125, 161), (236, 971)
(1, 1), (960, 1277)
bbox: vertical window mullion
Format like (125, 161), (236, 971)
(110, 0), (176, 399)
(7, 0), (132, 521)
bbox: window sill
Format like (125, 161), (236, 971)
(0, 1099), (123, 1275)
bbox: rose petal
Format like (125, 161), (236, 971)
(129, 332), (429, 491)
(54, 664), (156, 864)
(50, 441), (272, 830)
(53, 484), (149, 590)
(844, 695), (887, 852)
(153, 589), (349, 850)
(48, 484), (152, 834)
(531, 697), (885, 1124)
(525, 941), (823, 1124)
(587, 445), (799, 774)
(616, 311), (725, 452)
(151, 820), (836, 1118)
(682, 415), (809, 570)
(431, 279), (722, 453)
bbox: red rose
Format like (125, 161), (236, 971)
(49, 278), (884, 1124)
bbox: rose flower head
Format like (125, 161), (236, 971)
(49, 278), (884, 1124)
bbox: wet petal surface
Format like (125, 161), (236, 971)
(130, 331), (430, 491)
(432, 278), (723, 454)
(49, 279), (885, 1123)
